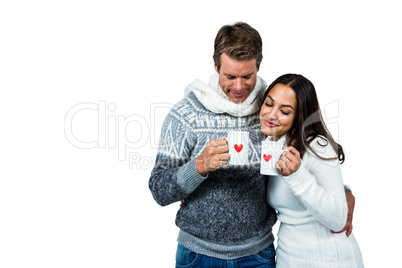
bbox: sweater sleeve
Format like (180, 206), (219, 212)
(149, 108), (207, 206)
(281, 138), (347, 232)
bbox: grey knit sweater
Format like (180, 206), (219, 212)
(149, 92), (276, 260)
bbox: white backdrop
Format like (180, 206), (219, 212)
(1, 1), (401, 267)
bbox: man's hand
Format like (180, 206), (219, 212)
(196, 138), (230, 176)
(332, 190), (355, 237)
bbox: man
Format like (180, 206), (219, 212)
(149, 22), (354, 267)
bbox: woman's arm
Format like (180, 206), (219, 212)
(277, 138), (348, 232)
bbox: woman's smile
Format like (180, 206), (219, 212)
(263, 119), (278, 128)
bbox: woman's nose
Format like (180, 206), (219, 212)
(269, 109), (279, 120)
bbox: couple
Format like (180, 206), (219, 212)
(149, 22), (363, 267)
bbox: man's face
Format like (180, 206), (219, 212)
(214, 53), (258, 104)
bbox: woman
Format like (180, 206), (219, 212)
(260, 74), (364, 267)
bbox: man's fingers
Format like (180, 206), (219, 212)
(207, 139), (229, 155)
(209, 153), (230, 167)
(346, 224), (353, 237)
(208, 145), (229, 155)
(331, 220), (353, 237)
(220, 153), (230, 162)
(210, 138), (228, 147)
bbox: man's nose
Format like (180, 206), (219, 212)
(232, 78), (245, 90)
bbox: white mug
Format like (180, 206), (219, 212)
(226, 131), (250, 165)
(260, 140), (288, 175)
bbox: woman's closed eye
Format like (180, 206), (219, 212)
(265, 102), (273, 107)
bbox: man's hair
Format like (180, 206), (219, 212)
(213, 22), (263, 72)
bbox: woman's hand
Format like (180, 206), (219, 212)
(276, 146), (301, 176)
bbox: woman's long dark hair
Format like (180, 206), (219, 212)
(262, 74), (345, 163)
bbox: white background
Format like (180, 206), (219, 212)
(1, 0), (401, 267)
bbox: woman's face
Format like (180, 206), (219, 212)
(260, 84), (298, 141)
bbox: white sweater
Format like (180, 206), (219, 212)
(267, 137), (364, 267)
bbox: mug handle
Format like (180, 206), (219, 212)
(280, 149), (290, 158)
(221, 136), (231, 163)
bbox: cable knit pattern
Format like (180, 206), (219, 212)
(267, 137), (364, 267)
(149, 75), (276, 259)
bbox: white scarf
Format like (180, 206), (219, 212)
(184, 73), (267, 117)
(265, 134), (288, 145)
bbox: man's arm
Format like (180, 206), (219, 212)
(148, 108), (204, 206)
(150, 136), (230, 206)
(150, 155), (206, 206)
(332, 189), (355, 237)
(148, 104), (229, 205)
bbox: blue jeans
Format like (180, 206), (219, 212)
(175, 243), (275, 268)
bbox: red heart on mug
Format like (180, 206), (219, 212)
(234, 144), (243, 153)
(263, 154), (272, 162)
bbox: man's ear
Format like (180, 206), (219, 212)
(213, 55), (219, 73)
